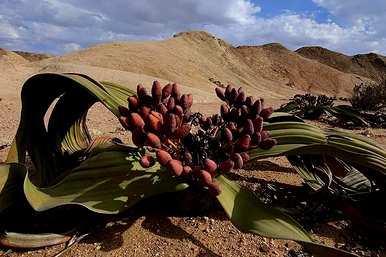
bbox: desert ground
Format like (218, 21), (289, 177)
(0, 32), (385, 257)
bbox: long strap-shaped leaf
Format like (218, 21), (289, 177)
(217, 176), (358, 257)
(0, 74), (378, 255)
(252, 121), (386, 180)
(24, 147), (188, 214)
(7, 73), (134, 185)
(1, 73), (136, 212)
(0, 73), (191, 249)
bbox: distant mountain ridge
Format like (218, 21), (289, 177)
(13, 51), (52, 62)
(40, 31), (370, 98)
(2, 31), (384, 101)
(296, 46), (386, 82)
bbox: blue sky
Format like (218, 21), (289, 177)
(254, 0), (329, 21)
(1, 0), (386, 55)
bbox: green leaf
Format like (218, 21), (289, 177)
(216, 175), (311, 241)
(6, 73), (135, 187)
(24, 148), (188, 214)
(326, 105), (369, 126)
(0, 163), (26, 212)
(268, 112), (304, 122)
(216, 175), (358, 257)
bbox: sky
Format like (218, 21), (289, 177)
(1, 0), (386, 55)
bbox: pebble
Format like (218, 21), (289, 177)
(259, 242), (270, 253)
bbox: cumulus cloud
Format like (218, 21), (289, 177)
(208, 13), (385, 54)
(0, 0), (385, 55)
(312, 0), (386, 48)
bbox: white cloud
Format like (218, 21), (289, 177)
(63, 42), (81, 52)
(312, 0), (386, 44)
(0, 0), (385, 55)
(0, 0), (260, 53)
(224, 0), (261, 25)
(313, 0), (386, 21)
(207, 14), (385, 54)
(0, 21), (19, 40)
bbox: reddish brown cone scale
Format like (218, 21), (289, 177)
(223, 127), (233, 142)
(167, 97), (176, 111)
(215, 87), (226, 101)
(162, 83), (172, 99)
(128, 96), (139, 110)
(253, 117), (263, 133)
(167, 159), (183, 176)
(240, 152), (250, 162)
(199, 170), (213, 185)
(129, 113), (145, 129)
(148, 113), (162, 132)
(230, 88), (238, 103)
(204, 159), (217, 175)
(139, 106), (151, 120)
(260, 107), (273, 120)
(140, 155), (155, 168)
(220, 104), (230, 118)
(253, 99), (262, 115)
(174, 124), (191, 139)
(145, 133), (161, 148)
(171, 83), (181, 101)
(152, 81), (162, 104)
(237, 134), (251, 151)
(225, 85), (232, 99)
(236, 91), (246, 104)
(137, 84), (148, 100)
(245, 96), (254, 108)
(150, 111), (163, 123)
(186, 94), (193, 108)
(243, 119), (254, 135)
(182, 166), (192, 175)
(156, 150), (172, 166)
(180, 94), (190, 110)
(231, 153), (244, 169)
(174, 105), (184, 117)
(218, 160), (234, 173)
(260, 138), (277, 150)
(158, 103), (168, 115)
(118, 106), (130, 117)
(253, 131), (262, 145)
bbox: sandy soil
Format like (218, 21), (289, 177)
(1, 100), (385, 257)
(1, 34), (386, 257)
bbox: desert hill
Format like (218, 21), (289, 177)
(296, 46), (386, 82)
(0, 48), (29, 70)
(40, 31), (365, 98)
(233, 42), (361, 96)
(13, 51), (52, 62)
(2, 32), (386, 257)
(1, 31), (384, 107)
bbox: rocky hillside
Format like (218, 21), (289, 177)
(41, 31), (365, 98)
(296, 46), (386, 82)
(13, 51), (52, 62)
(0, 48), (29, 69)
(3, 31), (385, 101)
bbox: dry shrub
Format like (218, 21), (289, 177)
(350, 80), (386, 111)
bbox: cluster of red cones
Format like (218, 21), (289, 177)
(119, 81), (277, 195)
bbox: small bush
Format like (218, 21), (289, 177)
(278, 93), (335, 119)
(350, 80), (386, 111)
